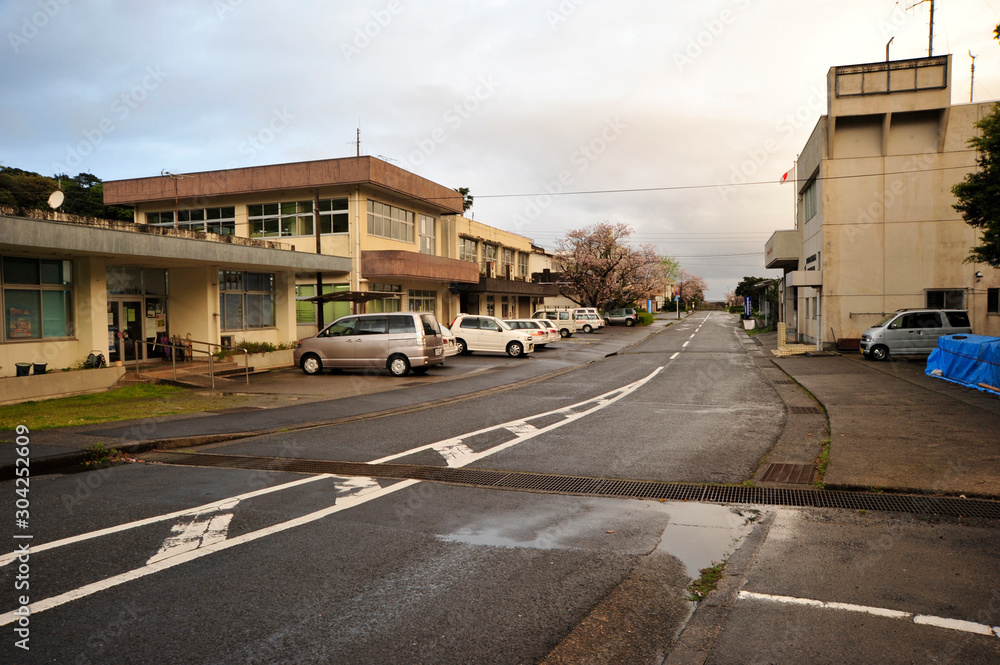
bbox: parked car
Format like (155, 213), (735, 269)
(451, 314), (534, 357)
(295, 311), (445, 376)
(860, 309), (972, 361)
(535, 318), (562, 345)
(505, 319), (555, 348)
(605, 307), (638, 326)
(439, 324), (459, 357)
(532, 310), (580, 338)
(574, 308), (604, 333)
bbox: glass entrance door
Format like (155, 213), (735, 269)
(107, 300), (144, 362)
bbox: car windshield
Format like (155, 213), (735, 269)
(496, 319), (512, 330)
(874, 313), (898, 327)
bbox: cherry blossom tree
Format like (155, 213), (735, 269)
(554, 222), (669, 309)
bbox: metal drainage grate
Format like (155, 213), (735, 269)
(788, 405), (823, 415)
(761, 463), (816, 484)
(143, 451), (1000, 521)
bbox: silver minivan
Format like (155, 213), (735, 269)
(294, 312), (445, 376)
(860, 309), (972, 361)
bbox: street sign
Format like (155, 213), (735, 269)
(744, 296), (753, 317)
(674, 296), (680, 302)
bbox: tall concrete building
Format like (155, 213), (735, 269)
(765, 55), (1000, 348)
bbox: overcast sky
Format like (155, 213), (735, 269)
(3, 0), (999, 298)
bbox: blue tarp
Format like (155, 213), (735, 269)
(925, 334), (1000, 396)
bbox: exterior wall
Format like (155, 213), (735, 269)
(169, 266), (217, 345)
(773, 57), (1000, 347)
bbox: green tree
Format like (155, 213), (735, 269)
(455, 187), (474, 213)
(952, 102), (1000, 268)
(0, 166), (132, 221)
(735, 276), (777, 309)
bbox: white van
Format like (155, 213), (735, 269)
(532, 310), (582, 338)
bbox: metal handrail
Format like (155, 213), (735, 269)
(131, 338), (251, 388)
(185, 339), (250, 385)
(135, 339), (217, 390)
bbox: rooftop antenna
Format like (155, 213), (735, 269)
(886, 36), (894, 62)
(906, 0), (935, 56)
(969, 50), (977, 102)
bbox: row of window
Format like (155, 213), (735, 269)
(147, 207), (237, 235)
(458, 237), (530, 277)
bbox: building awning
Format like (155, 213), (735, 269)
(300, 291), (400, 304)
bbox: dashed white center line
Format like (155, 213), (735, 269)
(682, 341), (690, 348)
(670, 352), (680, 360)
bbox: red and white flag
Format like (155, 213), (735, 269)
(780, 169), (793, 184)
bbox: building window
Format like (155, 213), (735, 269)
(482, 244), (497, 275)
(501, 295), (511, 318)
(147, 207), (237, 235)
(485, 294), (495, 316)
(988, 288), (999, 314)
(419, 215), (436, 255)
(518, 252), (529, 278)
(502, 248), (515, 279)
(803, 179), (818, 221)
(926, 289), (965, 310)
(2, 256), (73, 341)
(408, 289), (436, 313)
(220, 270), (275, 330)
(367, 201), (414, 243)
(248, 199), (348, 238)
(459, 237), (478, 263)
(370, 284), (402, 313)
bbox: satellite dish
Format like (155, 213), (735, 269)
(48, 190), (64, 209)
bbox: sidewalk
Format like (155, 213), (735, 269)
(755, 332), (1000, 499)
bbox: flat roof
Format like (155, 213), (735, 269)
(103, 156), (464, 215)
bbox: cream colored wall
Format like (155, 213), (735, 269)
(168, 266), (216, 344)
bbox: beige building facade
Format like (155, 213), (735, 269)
(104, 157), (556, 342)
(766, 55), (1000, 348)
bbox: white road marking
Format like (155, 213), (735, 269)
(689, 334), (696, 339)
(0, 474), (333, 568)
(505, 421), (538, 436)
(0, 368), (665, 625)
(739, 591), (1000, 638)
(146, 500), (238, 565)
(682, 341), (690, 348)
(432, 440), (476, 465)
(670, 352), (680, 360)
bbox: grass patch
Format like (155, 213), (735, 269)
(687, 562), (725, 602)
(814, 438), (831, 489)
(637, 312), (655, 326)
(0, 384), (256, 430)
(82, 442), (126, 467)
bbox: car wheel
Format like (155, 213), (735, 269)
(301, 354), (322, 375)
(582, 324), (593, 333)
(559, 329), (571, 338)
(870, 345), (889, 361)
(625, 319), (636, 327)
(388, 355), (411, 376)
(507, 341), (524, 357)
(456, 338), (470, 355)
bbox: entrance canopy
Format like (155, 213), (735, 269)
(301, 291), (400, 304)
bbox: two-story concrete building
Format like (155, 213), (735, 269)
(766, 55), (1000, 349)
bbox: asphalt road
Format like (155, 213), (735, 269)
(2, 312), (999, 664)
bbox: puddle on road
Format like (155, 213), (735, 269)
(656, 502), (758, 578)
(437, 498), (761, 579)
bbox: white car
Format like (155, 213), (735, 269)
(535, 318), (562, 344)
(439, 324), (459, 357)
(451, 314), (534, 357)
(504, 319), (554, 348)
